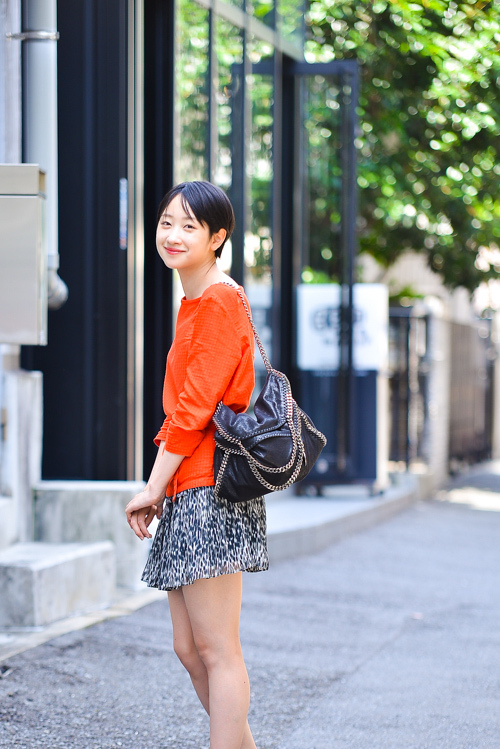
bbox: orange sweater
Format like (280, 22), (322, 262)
(154, 284), (255, 498)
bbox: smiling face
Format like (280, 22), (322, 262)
(156, 194), (226, 274)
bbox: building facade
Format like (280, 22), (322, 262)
(2, 2), (498, 620)
(4, 0), (358, 485)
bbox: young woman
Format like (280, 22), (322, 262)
(125, 181), (268, 749)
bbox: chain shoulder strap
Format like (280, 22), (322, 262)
(216, 281), (273, 374)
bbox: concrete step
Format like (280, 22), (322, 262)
(0, 541), (115, 627)
(34, 481), (147, 589)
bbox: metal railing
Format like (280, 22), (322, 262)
(388, 308), (430, 468)
(389, 309), (495, 471)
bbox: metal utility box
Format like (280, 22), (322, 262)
(0, 164), (48, 345)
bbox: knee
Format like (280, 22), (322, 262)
(195, 635), (241, 672)
(173, 637), (201, 674)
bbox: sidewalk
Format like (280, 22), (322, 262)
(266, 470), (432, 562)
(2, 464), (498, 749)
(0, 471), (430, 664)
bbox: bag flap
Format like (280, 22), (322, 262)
(213, 371), (288, 440)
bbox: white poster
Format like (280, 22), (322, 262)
(297, 283), (388, 371)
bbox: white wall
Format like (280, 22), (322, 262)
(0, 363), (43, 550)
(0, 1), (44, 551)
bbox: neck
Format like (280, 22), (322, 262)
(179, 261), (226, 300)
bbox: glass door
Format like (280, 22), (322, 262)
(287, 61), (360, 485)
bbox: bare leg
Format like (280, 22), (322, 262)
(168, 588), (211, 712)
(168, 577), (257, 749)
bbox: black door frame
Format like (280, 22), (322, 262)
(142, 0), (176, 476)
(280, 59), (359, 479)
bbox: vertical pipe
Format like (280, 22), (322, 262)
(346, 64), (359, 470)
(127, 0), (144, 480)
(22, 0), (67, 308)
(337, 70), (350, 474)
(1, 0), (22, 163)
(272, 48), (283, 371)
(228, 51), (246, 286)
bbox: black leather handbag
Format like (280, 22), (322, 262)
(213, 285), (327, 503)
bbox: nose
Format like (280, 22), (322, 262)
(167, 226), (182, 245)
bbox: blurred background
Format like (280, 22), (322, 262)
(1, 0), (499, 621)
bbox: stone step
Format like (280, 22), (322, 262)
(0, 541), (115, 627)
(34, 481), (147, 589)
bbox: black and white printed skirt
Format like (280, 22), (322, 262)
(141, 485), (269, 591)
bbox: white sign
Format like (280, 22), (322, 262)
(297, 283), (388, 371)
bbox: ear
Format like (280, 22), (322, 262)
(211, 228), (227, 253)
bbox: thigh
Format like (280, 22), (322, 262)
(181, 572), (243, 653)
(168, 588), (197, 651)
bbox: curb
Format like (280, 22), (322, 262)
(267, 472), (430, 562)
(0, 589), (165, 664)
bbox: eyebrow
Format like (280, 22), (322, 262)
(162, 211), (196, 221)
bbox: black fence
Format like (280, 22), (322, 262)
(388, 309), (494, 471)
(388, 308), (430, 467)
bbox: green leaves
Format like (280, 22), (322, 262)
(305, 0), (500, 290)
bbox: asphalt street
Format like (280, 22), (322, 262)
(1, 469), (499, 749)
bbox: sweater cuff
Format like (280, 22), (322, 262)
(154, 426), (169, 447)
(163, 424), (205, 457)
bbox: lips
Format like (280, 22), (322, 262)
(165, 247), (184, 255)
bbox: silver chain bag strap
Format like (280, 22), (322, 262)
(213, 283), (327, 502)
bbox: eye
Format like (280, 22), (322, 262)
(185, 223), (195, 230)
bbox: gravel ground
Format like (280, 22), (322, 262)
(1, 470), (499, 749)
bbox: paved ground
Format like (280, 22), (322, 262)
(1, 467), (499, 749)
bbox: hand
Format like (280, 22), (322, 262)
(126, 489), (164, 540)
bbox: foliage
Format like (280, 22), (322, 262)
(176, 0), (210, 181)
(301, 265), (337, 283)
(388, 284), (425, 305)
(177, 3), (275, 282)
(305, 0), (500, 291)
(246, 41), (275, 281)
(302, 75), (344, 282)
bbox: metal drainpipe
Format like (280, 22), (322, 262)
(9, 0), (68, 309)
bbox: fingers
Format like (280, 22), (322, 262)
(137, 509), (151, 539)
(146, 504), (162, 527)
(128, 507), (154, 540)
(128, 511), (144, 540)
(125, 492), (164, 539)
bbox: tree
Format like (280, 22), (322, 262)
(305, 0), (500, 291)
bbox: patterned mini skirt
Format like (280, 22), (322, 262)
(141, 485), (269, 591)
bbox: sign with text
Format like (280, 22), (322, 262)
(297, 283), (388, 371)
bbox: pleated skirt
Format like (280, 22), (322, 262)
(141, 485), (269, 591)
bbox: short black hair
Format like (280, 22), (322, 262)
(157, 181), (235, 258)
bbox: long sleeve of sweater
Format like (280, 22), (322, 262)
(162, 289), (249, 456)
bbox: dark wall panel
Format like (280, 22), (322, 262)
(22, 0), (128, 479)
(142, 0), (175, 476)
